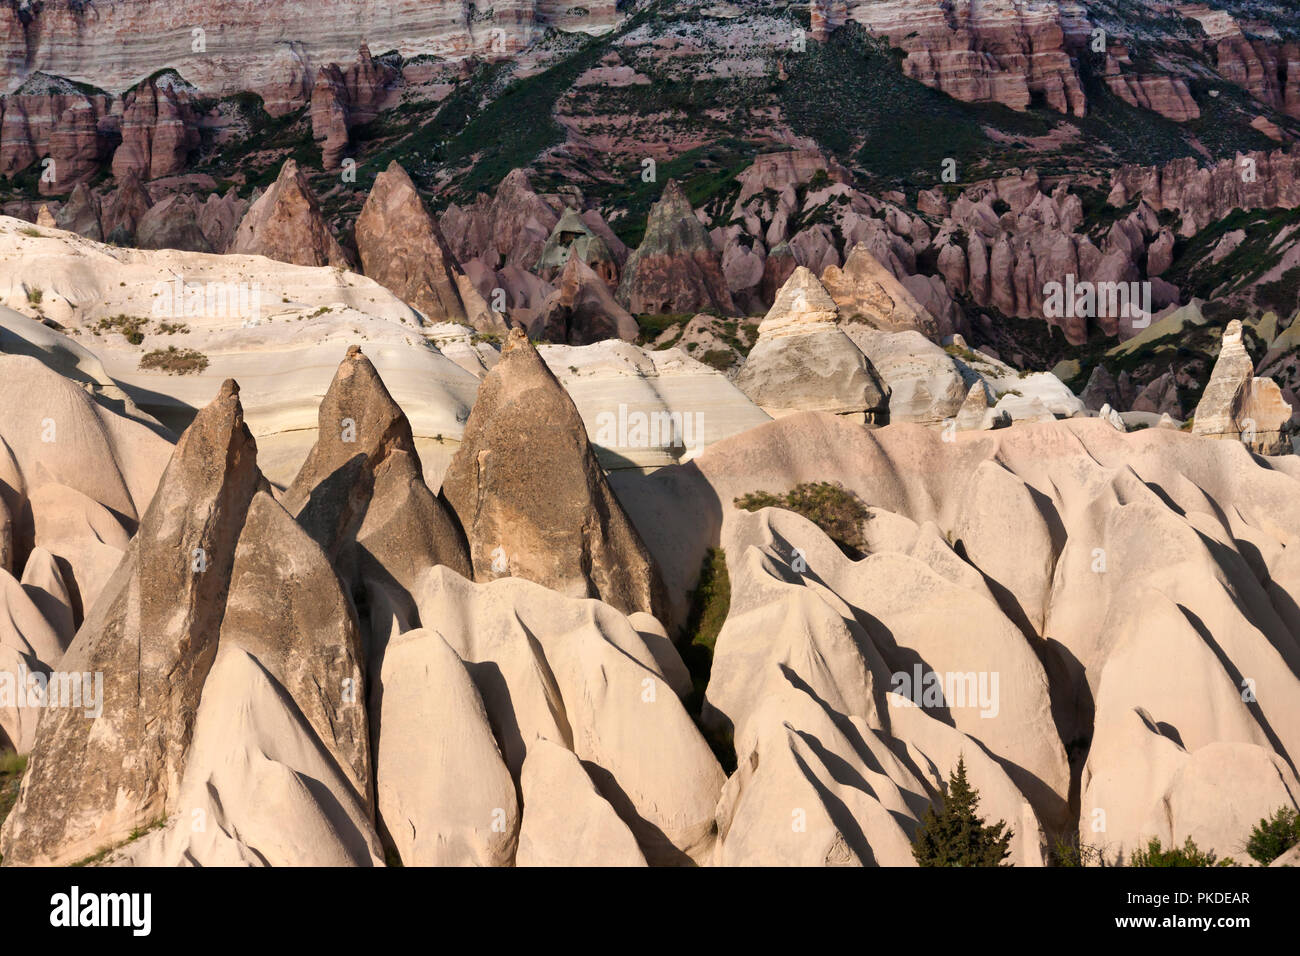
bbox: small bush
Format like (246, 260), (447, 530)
(139, 346), (209, 375)
(735, 481), (870, 553)
(1245, 806), (1300, 866)
(1128, 836), (1235, 867)
(698, 348), (735, 371)
(26, 287), (42, 306)
(912, 757), (1013, 867)
(94, 314), (148, 345)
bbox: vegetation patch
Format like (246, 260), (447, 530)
(139, 346), (210, 375)
(1128, 836), (1236, 867)
(93, 314), (148, 344)
(735, 481), (870, 554)
(912, 757), (1013, 867)
(0, 751), (27, 843)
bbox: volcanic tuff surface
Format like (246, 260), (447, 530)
(1, 0), (1300, 870)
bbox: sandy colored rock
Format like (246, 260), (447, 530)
(735, 267), (888, 422)
(377, 626), (518, 866)
(821, 244), (938, 336)
(441, 328), (669, 625)
(1193, 320), (1292, 454)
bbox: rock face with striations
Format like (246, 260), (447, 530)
(355, 161), (502, 331)
(111, 77), (200, 181)
(0, 379), (377, 865)
(230, 159), (352, 267)
(441, 328), (669, 626)
(616, 180), (734, 316)
(1192, 320), (1292, 455)
(735, 267), (889, 423)
(311, 45), (396, 170)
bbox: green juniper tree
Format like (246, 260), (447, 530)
(1245, 807), (1300, 866)
(912, 757), (1013, 867)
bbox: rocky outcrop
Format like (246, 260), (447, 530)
(311, 46), (396, 169)
(53, 181), (101, 239)
(135, 193), (213, 252)
(440, 168), (560, 272)
(735, 267), (889, 422)
(0, 379), (378, 865)
(409, 566), (722, 864)
(1103, 47), (1199, 122)
(536, 207), (619, 286)
(441, 328), (669, 625)
(534, 256), (638, 345)
(821, 243), (939, 337)
(0, 4), (617, 106)
(617, 180), (734, 316)
(1192, 320), (1292, 454)
(0, 380), (260, 864)
(0, 86), (115, 192)
(825, 0), (1086, 116)
(280, 345), (472, 647)
(111, 77), (200, 181)
(100, 171), (152, 244)
(230, 159), (352, 267)
(355, 161), (501, 329)
(1110, 150), (1300, 236)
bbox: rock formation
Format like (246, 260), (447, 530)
(311, 46), (396, 170)
(735, 267), (889, 423)
(617, 180), (734, 316)
(111, 77), (200, 181)
(230, 159), (352, 268)
(1192, 320), (1292, 454)
(821, 243), (939, 337)
(441, 328), (669, 626)
(355, 161), (502, 330)
(0, 379), (376, 865)
(280, 345), (472, 649)
(534, 256), (639, 345)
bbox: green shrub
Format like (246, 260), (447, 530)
(912, 757), (1013, 867)
(25, 286), (42, 305)
(1128, 836), (1235, 867)
(735, 481), (870, 553)
(1245, 806), (1300, 866)
(94, 314), (148, 345)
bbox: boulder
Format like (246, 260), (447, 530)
(734, 267), (889, 422)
